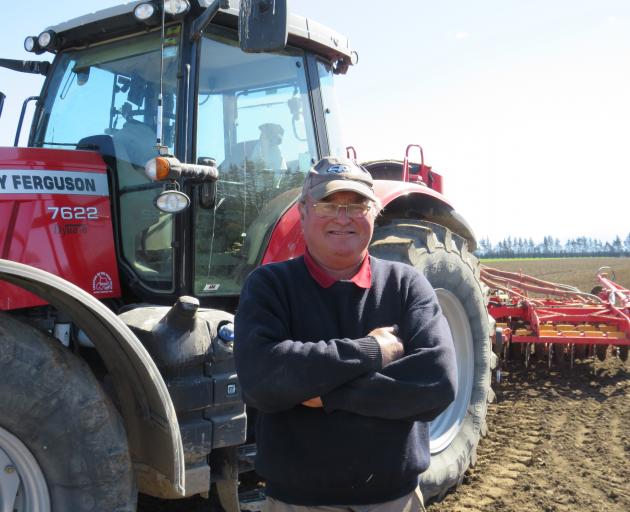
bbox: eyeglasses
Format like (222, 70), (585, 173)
(311, 202), (372, 218)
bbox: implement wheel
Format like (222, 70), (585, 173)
(370, 220), (491, 502)
(574, 344), (587, 359)
(0, 313), (136, 512)
(552, 344), (568, 369)
(595, 344), (608, 362)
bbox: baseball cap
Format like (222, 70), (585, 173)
(300, 156), (376, 202)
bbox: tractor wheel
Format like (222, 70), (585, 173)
(0, 313), (136, 512)
(370, 220), (491, 502)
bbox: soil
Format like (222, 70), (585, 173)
(428, 353), (630, 512)
(482, 257), (630, 293)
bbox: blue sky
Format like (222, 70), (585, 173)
(1, 1), (629, 243)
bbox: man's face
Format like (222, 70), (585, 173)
(300, 190), (375, 270)
(261, 125), (283, 146)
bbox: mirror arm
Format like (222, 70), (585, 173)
(191, 0), (231, 41)
(0, 58), (50, 76)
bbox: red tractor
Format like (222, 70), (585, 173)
(0, 1), (492, 510)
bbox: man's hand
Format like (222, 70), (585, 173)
(302, 397), (323, 408)
(369, 326), (404, 366)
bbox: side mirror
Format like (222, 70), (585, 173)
(198, 157), (218, 209)
(0, 92), (5, 118)
(239, 0), (288, 53)
(199, 182), (217, 209)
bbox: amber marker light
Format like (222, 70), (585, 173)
(145, 156), (172, 181)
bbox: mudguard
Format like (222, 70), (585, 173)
(0, 258), (185, 496)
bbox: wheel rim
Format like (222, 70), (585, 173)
(430, 289), (474, 454)
(0, 425), (50, 512)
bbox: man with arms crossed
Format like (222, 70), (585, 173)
(235, 157), (457, 511)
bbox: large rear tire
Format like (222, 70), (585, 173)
(0, 313), (136, 512)
(370, 220), (492, 502)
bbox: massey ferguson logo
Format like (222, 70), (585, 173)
(0, 170), (108, 196)
(92, 272), (113, 294)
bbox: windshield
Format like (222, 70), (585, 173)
(194, 29), (318, 296)
(32, 28), (181, 291)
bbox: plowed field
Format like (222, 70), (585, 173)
(481, 256), (630, 293)
(429, 256), (630, 512)
(428, 356), (630, 512)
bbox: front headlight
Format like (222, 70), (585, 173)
(154, 190), (190, 213)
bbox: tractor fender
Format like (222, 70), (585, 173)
(373, 180), (478, 252)
(0, 258), (185, 497)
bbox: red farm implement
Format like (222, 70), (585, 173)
(482, 265), (630, 374)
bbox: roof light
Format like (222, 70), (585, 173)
(145, 156), (172, 181)
(24, 36), (38, 53)
(155, 190), (190, 213)
(164, 0), (190, 16)
(38, 31), (51, 48)
(134, 2), (157, 21)
(37, 30), (57, 51)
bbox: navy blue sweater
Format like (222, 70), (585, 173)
(234, 256), (457, 505)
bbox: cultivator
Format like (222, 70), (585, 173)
(482, 266), (630, 373)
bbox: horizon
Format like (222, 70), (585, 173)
(480, 232), (630, 245)
(1, 1), (628, 243)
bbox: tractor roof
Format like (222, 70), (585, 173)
(43, 1), (354, 69)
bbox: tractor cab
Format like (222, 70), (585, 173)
(18, 0), (352, 302)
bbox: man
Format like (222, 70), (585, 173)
(234, 156), (457, 512)
(250, 123), (288, 175)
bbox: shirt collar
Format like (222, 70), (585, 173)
(304, 250), (372, 289)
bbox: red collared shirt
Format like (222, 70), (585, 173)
(303, 250), (372, 289)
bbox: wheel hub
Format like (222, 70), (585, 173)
(429, 288), (475, 454)
(0, 425), (50, 512)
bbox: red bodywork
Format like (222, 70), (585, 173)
(261, 179), (452, 264)
(0, 147), (121, 310)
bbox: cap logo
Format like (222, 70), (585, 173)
(326, 164), (351, 174)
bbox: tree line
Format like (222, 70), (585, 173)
(475, 234), (630, 258)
